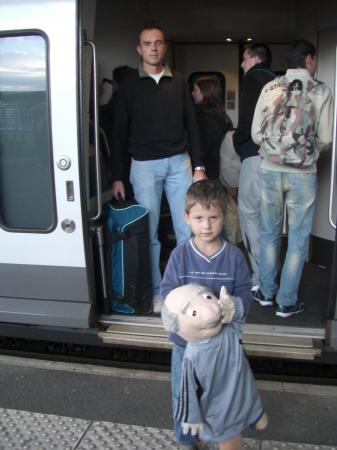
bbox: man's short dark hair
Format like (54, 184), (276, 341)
(246, 43), (272, 65)
(286, 39), (316, 69)
(138, 22), (165, 42)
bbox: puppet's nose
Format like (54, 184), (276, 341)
(204, 302), (221, 320)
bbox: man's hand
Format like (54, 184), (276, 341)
(218, 286), (235, 324)
(112, 181), (125, 200)
(192, 169), (207, 182)
(182, 422), (203, 436)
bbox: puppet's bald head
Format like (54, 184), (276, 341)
(162, 284), (222, 342)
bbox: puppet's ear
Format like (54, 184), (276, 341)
(219, 286), (235, 324)
(161, 303), (178, 332)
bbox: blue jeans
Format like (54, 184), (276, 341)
(171, 344), (198, 445)
(130, 153), (192, 295)
(238, 156), (261, 286)
(259, 169), (317, 307)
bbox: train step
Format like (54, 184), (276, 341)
(98, 315), (324, 360)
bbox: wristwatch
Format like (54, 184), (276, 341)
(194, 166), (206, 172)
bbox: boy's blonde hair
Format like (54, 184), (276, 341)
(185, 180), (226, 215)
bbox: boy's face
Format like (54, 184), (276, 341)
(184, 202), (225, 246)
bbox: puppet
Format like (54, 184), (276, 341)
(161, 283), (268, 447)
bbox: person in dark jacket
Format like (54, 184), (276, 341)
(99, 66), (131, 194)
(99, 65), (130, 151)
(233, 43), (275, 291)
(111, 25), (206, 316)
(192, 76), (242, 246)
(192, 76), (233, 180)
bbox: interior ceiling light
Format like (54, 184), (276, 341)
(225, 37), (232, 42)
(246, 37), (253, 42)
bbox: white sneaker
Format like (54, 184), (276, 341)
(251, 284), (259, 293)
(152, 294), (162, 314)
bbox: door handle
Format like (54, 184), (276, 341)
(86, 39), (102, 221)
(328, 46), (337, 229)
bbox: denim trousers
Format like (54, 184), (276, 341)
(130, 153), (192, 295)
(171, 344), (198, 445)
(259, 169), (317, 307)
(238, 155), (262, 286)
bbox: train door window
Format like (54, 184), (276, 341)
(0, 33), (55, 231)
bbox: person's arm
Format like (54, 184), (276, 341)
(251, 90), (265, 146)
(192, 168), (207, 181)
(111, 89), (129, 198)
(197, 113), (214, 161)
(233, 74), (262, 155)
(182, 82), (207, 181)
(233, 250), (253, 316)
(111, 181), (125, 199)
(198, 112), (225, 160)
(160, 249), (181, 300)
(196, 112), (222, 180)
(174, 358), (204, 435)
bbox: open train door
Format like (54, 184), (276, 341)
(0, 0), (94, 328)
(325, 40), (337, 349)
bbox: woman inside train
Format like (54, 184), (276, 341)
(192, 76), (241, 245)
(192, 75), (233, 180)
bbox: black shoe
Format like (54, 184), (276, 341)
(252, 289), (275, 306)
(276, 302), (304, 318)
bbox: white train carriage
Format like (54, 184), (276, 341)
(0, 0), (336, 361)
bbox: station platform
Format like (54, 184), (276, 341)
(0, 355), (336, 450)
(0, 408), (337, 450)
(0, 406), (335, 450)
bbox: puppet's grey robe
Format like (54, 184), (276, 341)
(175, 308), (263, 444)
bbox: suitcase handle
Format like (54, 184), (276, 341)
(109, 196), (138, 209)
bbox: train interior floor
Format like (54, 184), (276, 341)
(247, 262), (330, 328)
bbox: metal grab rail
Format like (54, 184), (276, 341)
(328, 46), (337, 229)
(86, 39), (102, 221)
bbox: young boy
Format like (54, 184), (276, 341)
(160, 179), (252, 449)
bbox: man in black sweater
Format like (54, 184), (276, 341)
(111, 25), (206, 314)
(233, 43), (275, 291)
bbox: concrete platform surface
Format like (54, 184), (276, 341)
(0, 355), (336, 449)
(0, 407), (336, 450)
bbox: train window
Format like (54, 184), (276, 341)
(0, 33), (55, 232)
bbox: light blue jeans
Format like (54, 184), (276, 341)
(259, 169), (317, 307)
(130, 153), (192, 295)
(238, 156), (262, 286)
(171, 344), (198, 445)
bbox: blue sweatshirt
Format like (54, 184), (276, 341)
(160, 239), (252, 345)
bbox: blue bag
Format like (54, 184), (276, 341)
(104, 199), (152, 314)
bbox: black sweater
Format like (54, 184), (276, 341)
(111, 67), (202, 181)
(195, 104), (233, 179)
(233, 62), (275, 161)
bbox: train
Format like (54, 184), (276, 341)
(0, 0), (336, 362)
